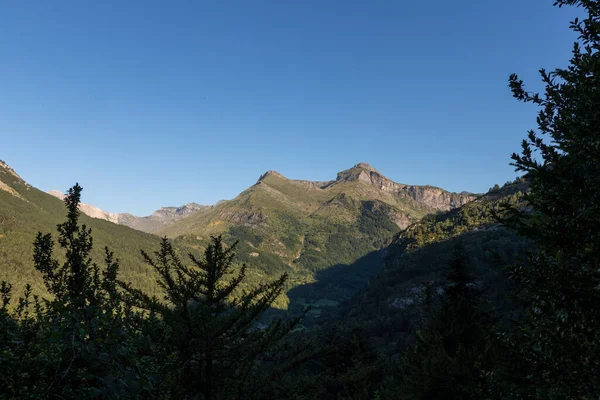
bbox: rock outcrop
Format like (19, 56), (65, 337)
(47, 190), (120, 223)
(0, 160), (27, 200)
(332, 163), (475, 212)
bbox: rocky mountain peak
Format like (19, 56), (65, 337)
(336, 162), (384, 183)
(257, 163), (381, 187)
(353, 162), (378, 173)
(257, 170), (286, 182)
(47, 189), (65, 200)
(47, 189), (119, 223)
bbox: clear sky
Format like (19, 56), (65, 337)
(0, 0), (580, 215)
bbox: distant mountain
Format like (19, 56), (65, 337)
(47, 189), (120, 223)
(157, 162), (475, 313)
(117, 203), (213, 233)
(47, 190), (212, 233)
(49, 162), (473, 240)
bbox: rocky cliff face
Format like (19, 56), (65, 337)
(402, 185), (472, 211)
(151, 203), (210, 219)
(332, 163), (474, 212)
(118, 203), (214, 233)
(48, 190), (120, 224)
(257, 163), (473, 213)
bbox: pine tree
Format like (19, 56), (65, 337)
(397, 246), (497, 399)
(0, 280), (20, 395)
(321, 329), (382, 400)
(120, 235), (296, 399)
(499, 1), (600, 397)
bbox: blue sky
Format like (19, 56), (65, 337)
(0, 0), (580, 215)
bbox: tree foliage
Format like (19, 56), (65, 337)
(119, 235), (295, 399)
(0, 184), (146, 399)
(499, 0), (600, 397)
(394, 246), (498, 399)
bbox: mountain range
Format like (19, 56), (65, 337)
(48, 162), (474, 237)
(2, 159), (476, 313)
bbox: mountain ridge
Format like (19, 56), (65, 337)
(41, 162), (474, 235)
(157, 162), (475, 238)
(47, 189), (214, 233)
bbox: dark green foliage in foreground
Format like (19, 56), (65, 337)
(278, 328), (383, 400)
(496, 0), (600, 397)
(394, 246), (498, 399)
(0, 184), (146, 399)
(0, 186), (299, 399)
(119, 235), (296, 400)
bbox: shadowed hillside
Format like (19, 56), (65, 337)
(304, 181), (530, 352)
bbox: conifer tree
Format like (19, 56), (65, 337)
(120, 236), (295, 400)
(397, 246), (497, 399)
(286, 328), (382, 400)
(499, 1), (600, 397)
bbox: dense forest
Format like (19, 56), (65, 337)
(1, 0), (600, 398)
